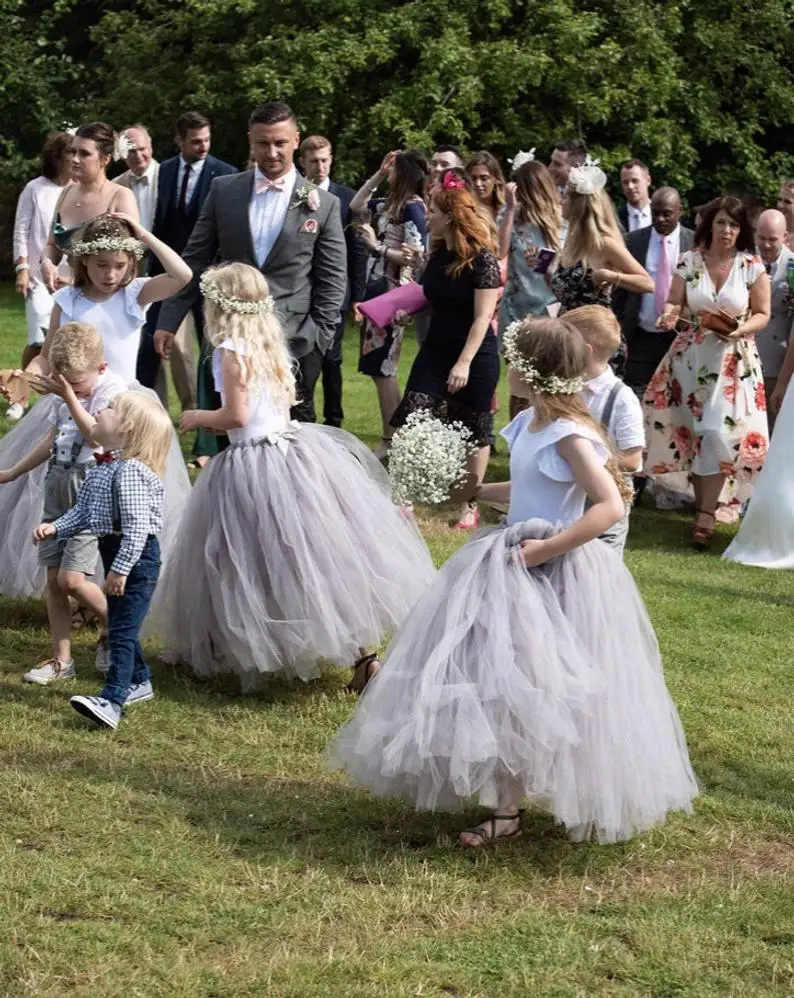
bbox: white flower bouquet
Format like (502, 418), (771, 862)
(389, 411), (472, 505)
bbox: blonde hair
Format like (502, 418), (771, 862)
(562, 188), (623, 268)
(513, 161), (562, 256)
(112, 392), (173, 477)
(510, 317), (633, 504)
(202, 263), (296, 409)
(564, 305), (621, 363)
(49, 322), (104, 377)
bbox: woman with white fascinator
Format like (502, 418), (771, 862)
(551, 156), (653, 374)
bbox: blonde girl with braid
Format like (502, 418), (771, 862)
(331, 316), (697, 850)
(150, 263), (435, 694)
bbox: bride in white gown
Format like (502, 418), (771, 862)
(723, 352), (794, 568)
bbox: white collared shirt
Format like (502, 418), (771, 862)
(638, 225), (681, 332)
(176, 156), (205, 209)
(627, 203), (652, 232)
(248, 166), (296, 268)
(129, 159), (158, 230)
(583, 367), (645, 455)
(317, 177), (331, 192)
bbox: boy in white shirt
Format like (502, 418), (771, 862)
(0, 322), (126, 682)
(566, 305), (645, 556)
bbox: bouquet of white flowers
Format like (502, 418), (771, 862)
(389, 411), (472, 505)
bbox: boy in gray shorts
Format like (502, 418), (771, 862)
(0, 322), (126, 682)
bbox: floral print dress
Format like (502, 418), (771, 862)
(643, 250), (769, 506)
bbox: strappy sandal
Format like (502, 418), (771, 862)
(345, 652), (381, 694)
(459, 810), (525, 848)
(70, 606), (96, 631)
(691, 509), (716, 550)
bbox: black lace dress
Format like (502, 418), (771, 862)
(391, 249), (502, 446)
(551, 262), (626, 375)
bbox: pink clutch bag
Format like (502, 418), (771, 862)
(359, 281), (429, 331)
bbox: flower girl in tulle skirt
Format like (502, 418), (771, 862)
(330, 317), (698, 846)
(147, 263), (435, 690)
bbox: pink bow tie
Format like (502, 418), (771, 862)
(255, 176), (287, 195)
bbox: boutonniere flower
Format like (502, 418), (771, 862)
(290, 186), (320, 212)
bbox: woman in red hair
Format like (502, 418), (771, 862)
(391, 172), (502, 528)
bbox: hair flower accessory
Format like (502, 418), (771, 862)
(508, 149), (535, 171)
(441, 171), (467, 191)
(567, 155), (607, 196)
(71, 235), (145, 260)
(502, 320), (585, 395)
(200, 272), (275, 315)
(113, 132), (133, 162)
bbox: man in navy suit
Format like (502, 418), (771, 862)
(136, 110), (237, 462)
(298, 135), (366, 426)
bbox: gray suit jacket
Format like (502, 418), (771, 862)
(158, 170), (347, 358)
(614, 224), (694, 343)
(755, 246), (794, 377)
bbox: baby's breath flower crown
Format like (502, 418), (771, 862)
(502, 320), (585, 395)
(199, 273), (275, 315)
(71, 236), (145, 260)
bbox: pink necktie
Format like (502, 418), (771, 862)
(255, 176), (286, 195)
(655, 238), (672, 318)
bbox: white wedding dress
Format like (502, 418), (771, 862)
(723, 380), (794, 568)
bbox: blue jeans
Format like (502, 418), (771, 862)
(98, 535), (161, 707)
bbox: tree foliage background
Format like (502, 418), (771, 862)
(1, 0), (794, 206)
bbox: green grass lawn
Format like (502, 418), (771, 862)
(0, 283), (793, 997)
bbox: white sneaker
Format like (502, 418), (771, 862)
(23, 659), (76, 684)
(95, 634), (109, 676)
(70, 695), (121, 730)
(124, 680), (154, 705)
(6, 402), (25, 422)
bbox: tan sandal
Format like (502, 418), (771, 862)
(691, 509), (716, 550)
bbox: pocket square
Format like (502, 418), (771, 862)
(299, 219), (319, 234)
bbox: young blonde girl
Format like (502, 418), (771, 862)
(331, 317), (697, 847)
(0, 213), (192, 601)
(33, 392), (173, 730)
(148, 263), (435, 692)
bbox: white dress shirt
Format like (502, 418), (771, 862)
(317, 177), (331, 192)
(248, 166), (295, 268)
(13, 176), (65, 281)
(176, 156), (205, 208)
(627, 203), (652, 232)
(128, 159), (158, 229)
(583, 367), (645, 453)
(638, 225), (681, 332)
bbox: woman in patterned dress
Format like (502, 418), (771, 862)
(643, 197), (771, 549)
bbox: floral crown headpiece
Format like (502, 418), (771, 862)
(508, 149), (535, 171)
(440, 171), (467, 192)
(567, 155), (607, 196)
(502, 321), (585, 395)
(71, 235), (145, 260)
(199, 272), (275, 315)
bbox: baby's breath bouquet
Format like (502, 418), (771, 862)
(389, 411), (472, 505)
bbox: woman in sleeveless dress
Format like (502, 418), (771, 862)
(39, 122), (139, 292)
(644, 197), (771, 549)
(550, 157), (652, 376)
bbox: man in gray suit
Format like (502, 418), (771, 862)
(755, 209), (794, 431)
(154, 101), (347, 424)
(613, 186), (694, 397)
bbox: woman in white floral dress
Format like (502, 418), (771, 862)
(643, 197), (771, 549)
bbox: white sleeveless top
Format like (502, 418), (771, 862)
(53, 277), (149, 383)
(501, 411), (608, 527)
(212, 339), (290, 444)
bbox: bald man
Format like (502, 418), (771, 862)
(613, 186), (694, 397)
(755, 209), (794, 430)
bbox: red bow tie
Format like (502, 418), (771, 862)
(94, 451), (114, 465)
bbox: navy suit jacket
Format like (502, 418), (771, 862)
(328, 179), (367, 305)
(151, 153), (238, 268)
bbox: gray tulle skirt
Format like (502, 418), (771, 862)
(0, 390), (191, 598)
(146, 425), (436, 685)
(329, 520), (698, 844)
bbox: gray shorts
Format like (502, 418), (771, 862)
(598, 510), (630, 558)
(38, 463), (99, 576)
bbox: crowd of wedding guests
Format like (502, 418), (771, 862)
(11, 107), (794, 545)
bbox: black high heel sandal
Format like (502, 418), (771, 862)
(459, 810), (525, 848)
(346, 653), (381, 694)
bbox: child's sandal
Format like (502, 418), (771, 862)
(346, 653), (381, 694)
(459, 810), (525, 848)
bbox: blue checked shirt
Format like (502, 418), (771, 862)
(52, 454), (164, 576)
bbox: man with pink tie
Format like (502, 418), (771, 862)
(613, 187), (694, 398)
